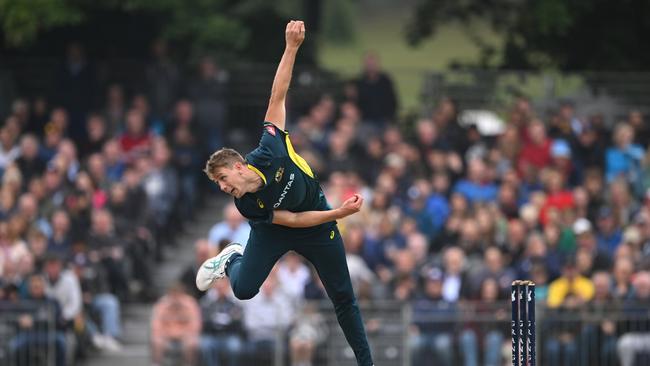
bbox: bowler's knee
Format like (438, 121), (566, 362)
(232, 284), (258, 300)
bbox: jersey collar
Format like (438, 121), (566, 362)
(246, 164), (267, 186)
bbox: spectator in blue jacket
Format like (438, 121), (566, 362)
(606, 123), (644, 187)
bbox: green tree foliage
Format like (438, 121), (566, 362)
(406, 0), (650, 71)
(0, 0), (84, 46)
(322, 0), (357, 43)
(0, 0), (300, 61)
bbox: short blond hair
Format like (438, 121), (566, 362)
(203, 148), (245, 181)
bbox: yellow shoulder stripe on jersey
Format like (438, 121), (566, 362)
(247, 164), (267, 185)
(285, 135), (314, 178)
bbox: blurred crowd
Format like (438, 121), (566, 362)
(0, 41), (227, 365)
(166, 53), (650, 366)
(2, 42), (650, 366)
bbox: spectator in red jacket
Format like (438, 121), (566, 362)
(518, 119), (552, 177)
(119, 109), (151, 163)
(540, 168), (575, 225)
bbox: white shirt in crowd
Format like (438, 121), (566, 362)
(208, 221), (251, 248)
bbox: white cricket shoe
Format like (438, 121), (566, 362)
(196, 242), (244, 291)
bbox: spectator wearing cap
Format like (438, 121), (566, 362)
(410, 267), (456, 366)
(550, 139), (577, 186)
(573, 218), (611, 273)
(596, 207), (623, 256)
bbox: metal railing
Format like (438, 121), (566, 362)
(199, 299), (650, 366)
(0, 300), (58, 366)
(421, 70), (650, 123)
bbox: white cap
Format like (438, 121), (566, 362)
(573, 218), (592, 235)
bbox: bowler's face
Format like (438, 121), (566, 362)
(213, 165), (246, 198)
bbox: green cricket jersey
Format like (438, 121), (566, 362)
(234, 122), (334, 237)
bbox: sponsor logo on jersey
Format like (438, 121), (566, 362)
(273, 173), (295, 208)
(257, 198), (265, 208)
(274, 167), (284, 182)
(265, 125), (276, 136)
